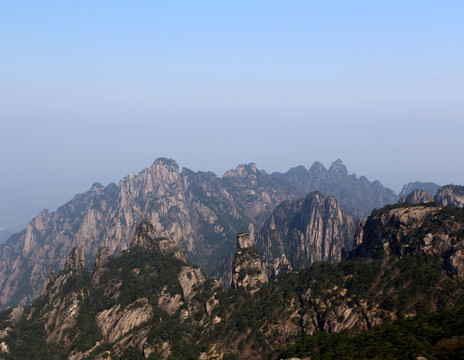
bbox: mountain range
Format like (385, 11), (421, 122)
(0, 158), (401, 310)
(1, 197), (464, 359)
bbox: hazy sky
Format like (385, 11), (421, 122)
(1, 1), (463, 228)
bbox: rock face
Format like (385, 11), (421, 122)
(398, 189), (434, 204)
(353, 203), (464, 278)
(40, 247), (88, 346)
(0, 159), (294, 309)
(231, 233), (268, 291)
(130, 221), (188, 263)
(435, 185), (464, 209)
(353, 205), (441, 256)
(2, 221), (221, 359)
(257, 192), (357, 270)
(271, 159), (397, 219)
(0, 158), (396, 310)
(96, 298), (154, 343)
(2, 209), (464, 359)
(398, 181), (441, 199)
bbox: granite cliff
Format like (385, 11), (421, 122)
(435, 185), (464, 209)
(398, 188), (434, 204)
(271, 159), (397, 218)
(0, 159), (292, 309)
(257, 191), (356, 271)
(231, 233), (268, 292)
(0, 158), (396, 310)
(1, 203), (464, 359)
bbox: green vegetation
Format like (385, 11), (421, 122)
(2, 205), (464, 359)
(279, 308), (464, 360)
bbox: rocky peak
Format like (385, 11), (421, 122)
(237, 232), (253, 249)
(63, 247), (86, 273)
(30, 209), (51, 233)
(231, 233), (268, 291)
(151, 157), (179, 169)
(41, 270), (56, 296)
(399, 189), (434, 204)
(130, 221), (159, 249)
(435, 185), (464, 209)
(269, 253), (292, 280)
(257, 191), (356, 270)
(399, 181), (441, 198)
(90, 182), (104, 192)
(223, 163), (260, 179)
(329, 159), (348, 176)
(130, 221), (188, 263)
(308, 161), (328, 176)
(352, 205), (442, 257)
(95, 246), (112, 267)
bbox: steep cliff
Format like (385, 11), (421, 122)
(435, 185), (464, 209)
(257, 192), (357, 270)
(0, 158), (395, 310)
(0, 158), (293, 309)
(398, 188), (434, 204)
(2, 205), (464, 360)
(0, 222), (219, 359)
(353, 203), (464, 277)
(231, 233), (268, 292)
(398, 181), (441, 198)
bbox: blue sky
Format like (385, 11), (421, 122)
(1, 1), (463, 227)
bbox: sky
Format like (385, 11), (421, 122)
(1, 1), (463, 228)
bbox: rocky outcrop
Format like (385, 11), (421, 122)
(96, 298), (153, 343)
(0, 158), (399, 310)
(257, 192), (356, 270)
(63, 247), (87, 274)
(2, 207), (464, 359)
(353, 205), (441, 256)
(352, 204), (464, 278)
(399, 181), (441, 199)
(95, 246), (112, 268)
(268, 254), (292, 280)
(399, 189), (434, 204)
(271, 159), (397, 219)
(231, 233), (268, 291)
(130, 221), (188, 263)
(0, 225), (225, 359)
(38, 248), (88, 346)
(435, 185), (464, 209)
(0, 158), (298, 309)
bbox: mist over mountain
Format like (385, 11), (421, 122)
(398, 181), (442, 199)
(271, 159), (398, 219)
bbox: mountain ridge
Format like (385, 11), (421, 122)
(2, 202), (464, 359)
(0, 158), (401, 310)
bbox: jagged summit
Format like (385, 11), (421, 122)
(90, 182), (104, 191)
(231, 232), (267, 291)
(398, 189), (434, 204)
(399, 181), (441, 198)
(272, 159), (397, 218)
(223, 162), (264, 178)
(130, 221), (159, 249)
(257, 191), (356, 270)
(328, 159), (348, 175)
(309, 161), (326, 173)
(0, 157), (399, 309)
(435, 185), (464, 209)
(151, 157), (179, 169)
(236, 232), (253, 249)
(63, 247), (86, 273)
(130, 221), (188, 263)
